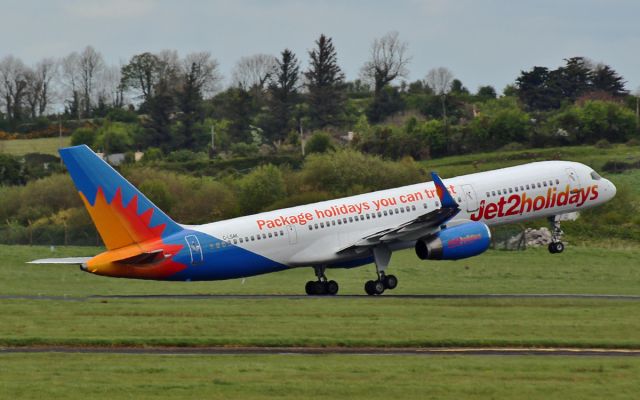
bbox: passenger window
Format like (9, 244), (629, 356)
(486, 192), (490, 197)
(332, 220), (336, 226)
(233, 239), (238, 244)
(556, 178), (560, 184)
(377, 211), (382, 217)
(314, 224), (319, 229)
(262, 234), (266, 239)
(349, 217), (353, 222)
(492, 191), (496, 196)
(412, 205), (416, 211)
(274, 232), (278, 237)
(280, 230), (284, 235)
(400, 207), (405, 213)
(543, 181), (547, 187)
(343, 218), (347, 223)
(337, 219), (342, 225)
(320, 222), (324, 228)
(308, 226), (312, 230)
(537, 183), (541, 188)
(509, 188), (513, 193)
(251, 236), (255, 241)
(423, 203), (427, 209)
(366, 214), (371, 219)
(268, 233), (272, 238)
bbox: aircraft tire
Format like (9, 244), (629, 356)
(365, 280), (376, 295)
(327, 280), (339, 295)
(384, 275), (398, 290)
(305, 281), (315, 295)
(373, 280), (385, 295)
(554, 242), (565, 253)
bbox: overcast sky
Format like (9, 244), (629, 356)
(2, 0), (639, 94)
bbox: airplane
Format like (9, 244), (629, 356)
(30, 145), (616, 295)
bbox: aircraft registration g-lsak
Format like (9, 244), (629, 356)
(30, 145), (616, 295)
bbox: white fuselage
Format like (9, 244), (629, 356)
(189, 161), (616, 268)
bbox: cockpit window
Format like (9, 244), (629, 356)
(590, 171), (602, 180)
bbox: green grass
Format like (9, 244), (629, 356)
(1, 353), (640, 400)
(3, 244), (639, 296)
(0, 136), (71, 156)
(1, 245), (640, 348)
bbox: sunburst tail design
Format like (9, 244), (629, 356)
(60, 145), (183, 250)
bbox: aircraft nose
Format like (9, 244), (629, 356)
(609, 180), (617, 198)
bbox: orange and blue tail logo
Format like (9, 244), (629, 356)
(59, 145), (183, 250)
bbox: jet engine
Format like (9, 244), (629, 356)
(415, 221), (491, 260)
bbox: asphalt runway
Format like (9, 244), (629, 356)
(1, 293), (640, 301)
(2, 346), (640, 357)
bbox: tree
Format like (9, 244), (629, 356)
(23, 58), (56, 118)
(515, 66), (561, 110)
(591, 64), (627, 96)
(554, 57), (592, 102)
(176, 52), (222, 150)
(476, 85), (497, 101)
(231, 54), (277, 94)
(60, 52), (82, 119)
(360, 31), (411, 95)
(0, 55), (28, 122)
(264, 49), (300, 143)
(120, 52), (161, 102)
(78, 46), (105, 117)
(425, 67), (454, 122)
(304, 34), (346, 129)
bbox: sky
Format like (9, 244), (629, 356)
(1, 0), (639, 94)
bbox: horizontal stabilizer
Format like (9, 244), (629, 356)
(28, 257), (92, 265)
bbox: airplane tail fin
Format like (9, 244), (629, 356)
(431, 172), (458, 208)
(59, 145), (182, 250)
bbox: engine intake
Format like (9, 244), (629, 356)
(415, 222), (491, 260)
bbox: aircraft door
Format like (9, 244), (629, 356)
(286, 225), (298, 245)
(461, 184), (479, 212)
(185, 234), (203, 264)
(565, 168), (581, 189)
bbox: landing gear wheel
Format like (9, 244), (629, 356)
(548, 242), (564, 254)
(326, 280), (339, 295)
(305, 281), (315, 295)
(313, 281), (327, 295)
(365, 280), (376, 296)
(384, 274), (398, 290)
(373, 280), (385, 295)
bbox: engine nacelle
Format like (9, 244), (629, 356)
(415, 221), (491, 260)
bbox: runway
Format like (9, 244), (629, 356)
(1, 293), (640, 301)
(2, 346), (640, 357)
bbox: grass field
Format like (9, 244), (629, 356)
(1, 353), (640, 400)
(2, 243), (640, 398)
(1, 244), (639, 348)
(0, 136), (71, 156)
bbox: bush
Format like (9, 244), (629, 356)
(626, 138), (640, 147)
(230, 142), (259, 157)
(236, 164), (286, 214)
(71, 127), (96, 147)
(305, 132), (334, 155)
(594, 139), (611, 149)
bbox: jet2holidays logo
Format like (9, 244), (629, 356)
(470, 184), (599, 221)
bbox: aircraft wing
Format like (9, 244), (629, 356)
(27, 257), (92, 265)
(338, 172), (460, 253)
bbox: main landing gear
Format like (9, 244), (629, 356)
(364, 245), (398, 296)
(548, 216), (565, 254)
(305, 265), (339, 295)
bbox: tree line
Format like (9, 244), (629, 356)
(1, 32), (639, 163)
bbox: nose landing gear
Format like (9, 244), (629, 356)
(548, 216), (565, 254)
